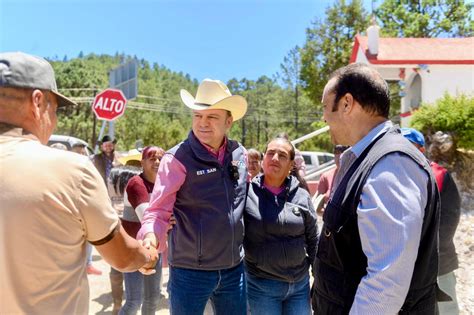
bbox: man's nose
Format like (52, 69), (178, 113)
(200, 117), (209, 126)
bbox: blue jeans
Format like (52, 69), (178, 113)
(86, 243), (93, 265)
(168, 262), (246, 315)
(119, 255), (163, 315)
(246, 272), (311, 315)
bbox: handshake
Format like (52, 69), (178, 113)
(137, 216), (175, 275)
(138, 232), (160, 275)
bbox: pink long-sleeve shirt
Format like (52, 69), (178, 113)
(137, 137), (228, 254)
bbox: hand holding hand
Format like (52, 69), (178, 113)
(138, 240), (158, 275)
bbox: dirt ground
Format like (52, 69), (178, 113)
(87, 254), (170, 315)
(88, 211), (474, 315)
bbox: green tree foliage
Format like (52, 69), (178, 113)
(300, 0), (369, 105)
(375, 0), (474, 37)
(51, 54), (118, 145)
(225, 75), (322, 152)
(410, 93), (474, 149)
(298, 0), (368, 151)
(51, 53), (325, 153)
(52, 53), (195, 151)
(277, 46), (305, 132)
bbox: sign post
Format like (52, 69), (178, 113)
(92, 89), (127, 153)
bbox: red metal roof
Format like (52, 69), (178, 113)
(350, 35), (474, 65)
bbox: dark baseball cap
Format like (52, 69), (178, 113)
(0, 51), (76, 107)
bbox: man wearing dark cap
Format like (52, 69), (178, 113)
(0, 51), (158, 315)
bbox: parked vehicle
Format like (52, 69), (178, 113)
(48, 135), (94, 156)
(300, 151), (334, 174)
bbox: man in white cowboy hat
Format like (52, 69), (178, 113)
(138, 79), (248, 315)
(0, 51), (158, 315)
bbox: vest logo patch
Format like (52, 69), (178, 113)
(292, 207), (301, 216)
(196, 168), (217, 176)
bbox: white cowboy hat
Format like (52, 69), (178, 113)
(180, 78), (248, 121)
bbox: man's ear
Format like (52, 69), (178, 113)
(225, 115), (234, 130)
(30, 89), (45, 120)
(342, 93), (354, 113)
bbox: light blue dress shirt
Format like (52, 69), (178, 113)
(338, 121), (429, 315)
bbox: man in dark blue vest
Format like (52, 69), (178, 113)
(138, 79), (248, 315)
(312, 63), (441, 314)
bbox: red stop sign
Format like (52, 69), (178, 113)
(92, 89), (127, 121)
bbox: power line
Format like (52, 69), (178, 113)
(65, 93), (322, 123)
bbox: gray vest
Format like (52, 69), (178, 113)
(167, 131), (247, 270)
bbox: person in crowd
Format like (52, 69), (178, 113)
(138, 78), (248, 315)
(49, 142), (67, 150)
(71, 142), (88, 156)
(106, 164), (142, 314)
(276, 132), (306, 178)
(120, 146), (166, 315)
(247, 148), (263, 179)
(92, 134), (125, 314)
(402, 127), (462, 315)
(314, 145), (348, 214)
(93, 134), (121, 184)
(0, 51), (157, 315)
(312, 63), (441, 314)
(244, 137), (318, 315)
(275, 132), (309, 192)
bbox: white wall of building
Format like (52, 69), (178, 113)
(420, 65), (473, 103)
(401, 65), (474, 126)
(354, 47), (474, 126)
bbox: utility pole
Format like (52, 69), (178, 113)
(91, 88), (97, 148)
(241, 118), (246, 147)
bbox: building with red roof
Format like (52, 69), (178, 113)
(350, 27), (474, 126)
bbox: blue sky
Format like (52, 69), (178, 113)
(1, 0), (372, 82)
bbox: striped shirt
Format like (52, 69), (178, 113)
(336, 121), (428, 315)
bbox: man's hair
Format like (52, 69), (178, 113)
(275, 132), (289, 140)
(72, 143), (86, 148)
(248, 148), (263, 160)
(329, 63), (390, 118)
(0, 87), (31, 107)
(109, 165), (141, 195)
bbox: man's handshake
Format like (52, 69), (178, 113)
(138, 234), (159, 275)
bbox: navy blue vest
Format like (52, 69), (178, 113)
(167, 131), (247, 270)
(313, 127), (440, 314)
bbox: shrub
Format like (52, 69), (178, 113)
(410, 93), (474, 149)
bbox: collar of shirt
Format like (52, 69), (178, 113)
(0, 122), (39, 141)
(197, 137), (228, 165)
(346, 120), (393, 159)
(263, 182), (285, 196)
